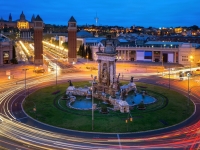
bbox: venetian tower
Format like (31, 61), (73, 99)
(33, 15), (43, 65)
(96, 35), (118, 89)
(68, 16), (77, 63)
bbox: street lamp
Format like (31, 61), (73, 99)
(86, 55), (88, 64)
(125, 112), (133, 131)
(190, 55), (193, 73)
(55, 58), (58, 86)
(169, 67), (171, 89)
(187, 72), (191, 107)
(187, 55), (193, 106)
(161, 56), (164, 76)
(91, 74), (97, 130)
(22, 68), (29, 96)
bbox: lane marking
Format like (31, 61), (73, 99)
(117, 134), (122, 150)
(17, 117), (28, 120)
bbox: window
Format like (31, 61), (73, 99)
(182, 56), (188, 61)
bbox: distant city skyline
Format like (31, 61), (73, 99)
(0, 0), (200, 28)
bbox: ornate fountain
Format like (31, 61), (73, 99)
(66, 35), (137, 113)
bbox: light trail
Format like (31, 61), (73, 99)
(0, 71), (200, 149)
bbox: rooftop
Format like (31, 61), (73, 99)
(0, 34), (10, 42)
(68, 16), (76, 22)
(145, 41), (184, 45)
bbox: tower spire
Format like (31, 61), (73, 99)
(9, 13), (12, 22)
(94, 12), (99, 26)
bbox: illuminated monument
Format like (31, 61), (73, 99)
(68, 16), (77, 63)
(0, 11), (35, 39)
(33, 15), (43, 65)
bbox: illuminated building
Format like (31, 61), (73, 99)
(174, 27), (183, 34)
(0, 12), (37, 39)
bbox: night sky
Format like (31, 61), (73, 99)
(0, 0), (199, 27)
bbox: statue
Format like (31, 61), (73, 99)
(130, 76), (134, 83)
(91, 74), (97, 82)
(117, 73), (120, 83)
(120, 89), (126, 100)
(68, 80), (73, 86)
(102, 66), (108, 84)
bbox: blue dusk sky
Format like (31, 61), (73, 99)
(0, 0), (199, 28)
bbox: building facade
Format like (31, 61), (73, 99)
(0, 34), (13, 65)
(91, 41), (200, 66)
(0, 12), (36, 39)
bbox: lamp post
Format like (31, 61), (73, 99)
(169, 67), (171, 89)
(86, 55), (88, 64)
(190, 55), (193, 73)
(187, 72), (191, 107)
(187, 55), (193, 107)
(91, 74), (97, 131)
(162, 56), (163, 68)
(125, 112), (133, 131)
(56, 58), (58, 86)
(22, 69), (29, 97)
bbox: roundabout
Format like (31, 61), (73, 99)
(0, 72), (200, 149)
(23, 81), (194, 133)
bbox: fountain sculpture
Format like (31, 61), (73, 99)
(66, 35), (137, 113)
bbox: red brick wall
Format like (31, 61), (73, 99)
(68, 30), (77, 58)
(34, 29), (43, 60)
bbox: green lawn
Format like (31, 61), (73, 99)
(23, 81), (194, 133)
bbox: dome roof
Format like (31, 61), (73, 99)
(77, 30), (93, 38)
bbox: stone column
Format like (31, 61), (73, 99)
(127, 50), (129, 61)
(110, 61), (113, 84)
(0, 47), (2, 65)
(97, 60), (101, 83)
(160, 51), (163, 62)
(152, 51), (154, 62)
(135, 50), (137, 61)
(174, 52), (176, 63)
(117, 50), (119, 60)
(9, 44), (13, 61)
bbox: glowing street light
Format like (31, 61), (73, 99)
(86, 55), (88, 64)
(91, 74), (97, 131)
(187, 55), (193, 107)
(22, 68), (29, 96)
(190, 55), (193, 72)
(125, 112), (133, 131)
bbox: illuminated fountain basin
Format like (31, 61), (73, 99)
(70, 98), (95, 110)
(124, 92), (156, 106)
(69, 92), (156, 109)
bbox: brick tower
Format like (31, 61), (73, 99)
(33, 15), (43, 65)
(68, 16), (77, 63)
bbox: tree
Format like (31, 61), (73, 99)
(87, 45), (92, 60)
(77, 45), (82, 56)
(62, 42), (68, 49)
(81, 44), (85, 58)
(52, 39), (59, 46)
(85, 46), (88, 58)
(12, 46), (16, 59)
(190, 25), (199, 31)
